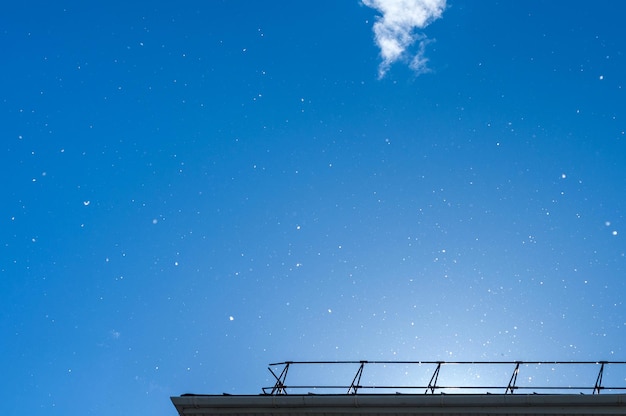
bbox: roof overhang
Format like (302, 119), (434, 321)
(171, 393), (626, 416)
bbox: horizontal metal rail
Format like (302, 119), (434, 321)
(263, 361), (626, 395)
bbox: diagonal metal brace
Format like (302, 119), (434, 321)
(594, 362), (606, 395)
(268, 362), (291, 395)
(505, 362), (520, 394)
(425, 362), (442, 394)
(348, 361), (366, 394)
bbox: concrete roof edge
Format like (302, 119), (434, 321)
(171, 393), (626, 410)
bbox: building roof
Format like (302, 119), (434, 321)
(172, 361), (626, 415)
(171, 393), (626, 416)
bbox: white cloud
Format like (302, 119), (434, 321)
(363, 0), (446, 78)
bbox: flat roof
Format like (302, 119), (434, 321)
(171, 393), (626, 416)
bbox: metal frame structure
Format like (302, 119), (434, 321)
(263, 360), (626, 395)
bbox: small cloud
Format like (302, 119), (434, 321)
(409, 37), (433, 75)
(363, 0), (446, 78)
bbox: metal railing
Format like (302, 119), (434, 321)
(263, 361), (626, 395)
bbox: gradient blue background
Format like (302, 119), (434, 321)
(2, 1), (625, 415)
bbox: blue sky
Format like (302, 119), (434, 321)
(2, 1), (626, 414)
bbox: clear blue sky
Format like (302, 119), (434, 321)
(2, 1), (625, 414)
